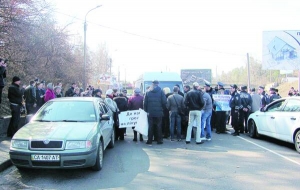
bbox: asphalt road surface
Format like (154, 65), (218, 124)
(1, 127), (300, 190)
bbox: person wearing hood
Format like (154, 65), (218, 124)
(44, 83), (55, 102)
(143, 80), (167, 145)
(7, 76), (24, 137)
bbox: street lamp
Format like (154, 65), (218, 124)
(84, 5), (102, 90)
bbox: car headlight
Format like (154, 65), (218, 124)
(65, 141), (92, 149)
(11, 140), (29, 149)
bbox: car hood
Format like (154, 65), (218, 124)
(13, 122), (98, 140)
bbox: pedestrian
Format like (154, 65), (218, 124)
(113, 92), (128, 141)
(201, 85), (213, 141)
(215, 83), (228, 134)
(128, 88), (144, 142)
(175, 84), (184, 97)
(181, 85), (191, 138)
(167, 86), (184, 141)
(35, 82), (45, 111)
(104, 89), (119, 140)
(269, 87), (280, 103)
(7, 76), (24, 137)
(229, 84), (241, 136)
(23, 80), (37, 114)
(250, 88), (261, 113)
(44, 83), (55, 102)
(162, 87), (172, 139)
(0, 58), (7, 104)
(65, 83), (76, 97)
(257, 86), (269, 108)
(93, 89), (102, 98)
(54, 86), (63, 98)
(184, 82), (205, 144)
(144, 80), (167, 145)
(239, 85), (252, 133)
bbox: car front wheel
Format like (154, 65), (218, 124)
(92, 140), (104, 171)
(248, 120), (258, 138)
(294, 130), (300, 154)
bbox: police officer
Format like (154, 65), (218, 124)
(229, 84), (241, 136)
(239, 85), (252, 133)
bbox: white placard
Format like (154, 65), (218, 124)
(213, 94), (231, 111)
(134, 109), (148, 136)
(118, 110), (141, 128)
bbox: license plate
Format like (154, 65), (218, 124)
(31, 154), (60, 161)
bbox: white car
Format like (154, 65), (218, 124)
(247, 97), (300, 153)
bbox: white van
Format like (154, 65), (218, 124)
(135, 72), (183, 94)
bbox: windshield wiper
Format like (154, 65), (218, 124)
(34, 120), (51, 122)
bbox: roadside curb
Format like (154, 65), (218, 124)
(0, 159), (12, 172)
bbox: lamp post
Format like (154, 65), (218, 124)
(84, 5), (101, 90)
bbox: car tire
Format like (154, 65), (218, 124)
(248, 120), (258, 138)
(91, 140), (104, 171)
(294, 130), (300, 154)
(107, 129), (115, 149)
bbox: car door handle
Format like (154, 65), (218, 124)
(271, 116), (275, 119)
(291, 117), (296, 120)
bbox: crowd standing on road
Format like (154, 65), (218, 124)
(1, 59), (296, 145)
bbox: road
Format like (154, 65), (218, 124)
(0, 127), (300, 190)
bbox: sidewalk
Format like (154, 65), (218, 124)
(0, 137), (11, 172)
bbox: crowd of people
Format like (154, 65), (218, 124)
(0, 58), (291, 144)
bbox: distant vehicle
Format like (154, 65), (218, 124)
(9, 97), (115, 171)
(134, 72), (183, 94)
(247, 97), (300, 153)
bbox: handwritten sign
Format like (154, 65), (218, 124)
(118, 110), (141, 128)
(212, 94), (231, 111)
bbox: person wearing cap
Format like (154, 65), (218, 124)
(184, 82), (205, 144)
(214, 83), (229, 134)
(250, 88), (261, 113)
(93, 89), (102, 98)
(217, 81), (230, 127)
(128, 88), (144, 142)
(7, 76), (24, 137)
(144, 80), (167, 145)
(167, 86), (185, 141)
(239, 85), (252, 133)
(269, 87), (280, 103)
(258, 86), (269, 108)
(229, 84), (242, 136)
(23, 80), (37, 114)
(0, 58), (7, 104)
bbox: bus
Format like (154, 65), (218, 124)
(134, 72), (183, 94)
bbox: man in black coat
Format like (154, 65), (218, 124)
(144, 80), (167, 145)
(0, 58), (7, 104)
(7, 76), (24, 137)
(113, 93), (128, 140)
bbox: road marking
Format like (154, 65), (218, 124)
(237, 136), (300, 166)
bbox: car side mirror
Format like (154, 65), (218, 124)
(100, 114), (110, 121)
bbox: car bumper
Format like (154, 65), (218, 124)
(9, 148), (97, 169)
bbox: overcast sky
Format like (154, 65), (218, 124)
(48, 0), (300, 82)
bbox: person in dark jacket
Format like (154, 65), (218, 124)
(114, 92), (128, 140)
(144, 80), (167, 145)
(239, 85), (252, 133)
(65, 83), (76, 97)
(35, 82), (45, 111)
(128, 88), (144, 141)
(0, 58), (7, 104)
(184, 82), (205, 144)
(269, 88), (280, 103)
(7, 76), (24, 137)
(230, 84), (242, 136)
(24, 80), (37, 114)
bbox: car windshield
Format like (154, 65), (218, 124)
(33, 101), (96, 122)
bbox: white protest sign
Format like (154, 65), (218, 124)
(118, 110), (140, 128)
(135, 109), (148, 136)
(212, 94), (231, 111)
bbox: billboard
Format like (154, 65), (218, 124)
(180, 69), (212, 87)
(262, 30), (300, 70)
